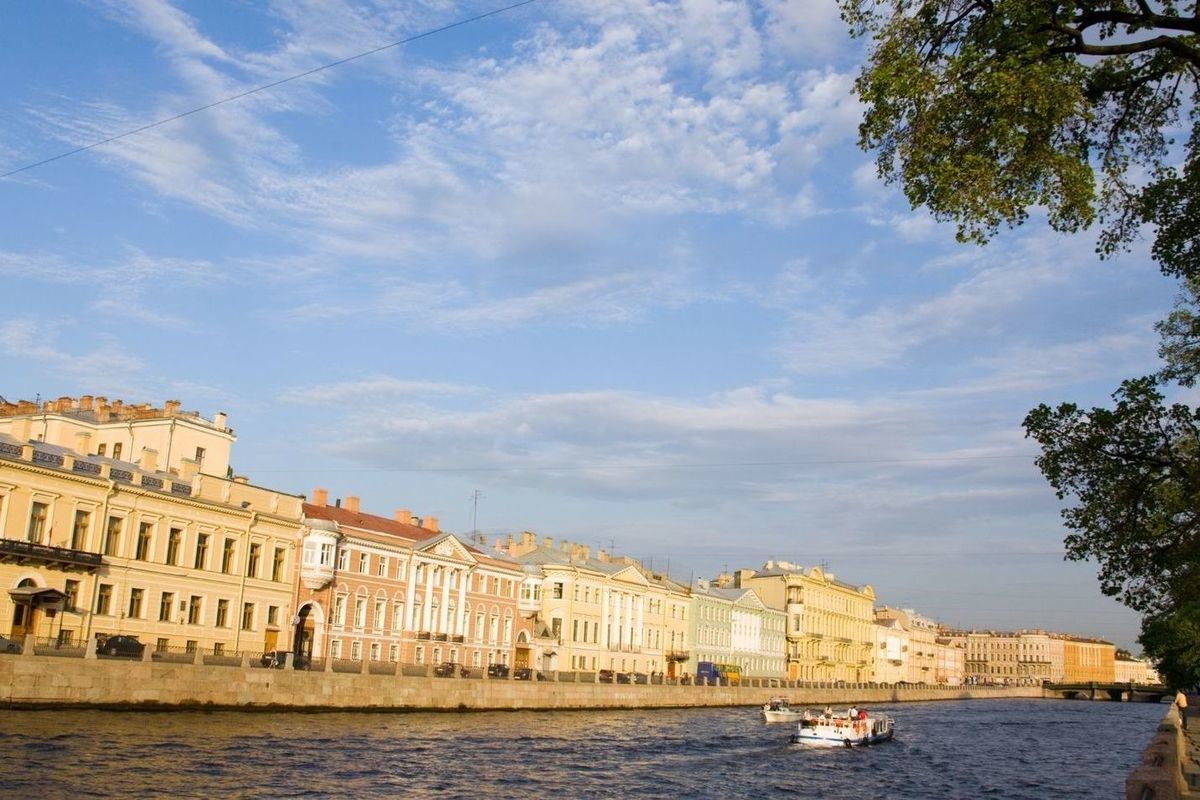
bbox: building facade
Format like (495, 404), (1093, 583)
(0, 399), (301, 657)
(741, 562), (876, 682)
(507, 534), (690, 677)
(298, 490), (524, 670)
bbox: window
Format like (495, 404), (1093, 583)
(221, 538), (236, 574)
(135, 522), (153, 560)
(353, 598), (367, 629)
(102, 516), (122, 556)
(338, 549), (349, 571)
(71, 509), (90, 550)
(272, 547), (286, 581)
(156, 638), (169, 653)
(96, 584), (113, 615)
(187, 595), (202, 625)
(159, 592), (175, 622)
(389, 644), (399, 663)
(358, 552), (368, 573)
(331, 640), (343, 659)
(194, 446), (205, 464)
(194, 533), (209, 569)
(241, 602), (254, 631)
(216, 599), (229, 627)
(393, 602), (403, 632)
(64, 580), (79, 611)
(127, 588), (144, 619)
(213, 643), (225, 656)
(373, 599), (385, 630)
(185, 640), (197, 654)
(370, 642), (381, 662)
(333, 595), (347, 626)
(267, 605), (279, 626)
(552, 582), (563, 599)
(97, 443), (107, 456)
(415, 646), (424, 665)
(377, 556), (388, 577)
(26, 501), (48, 543)
(166, 528), (182, 565)
(246, 543), (261, 578)
(351, 641), (362, 660)
(112, 442), (122, 460)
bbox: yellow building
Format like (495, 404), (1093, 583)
(1061, 636), (1115, 683)
(506, 533), (690, 678)
(742, 561), (876, 682)
(0, 396), (235, 479)
(0, 397), (301, 657)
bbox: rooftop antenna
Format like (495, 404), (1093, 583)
(471, 489), (482, 536)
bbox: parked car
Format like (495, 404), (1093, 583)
(97, 635), (145, 658)
(615, 672), (632, 684)
(487, 663), (510, 679)
(630, 672), (649, 684)
(598, 669), (615, 683)
(261, 650), (308, 669)
(434, 661), (468, 678)
(0, 635), (21, 654)
(514, 667), (545, 681)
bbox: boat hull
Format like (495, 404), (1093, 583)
(788, 715), (895, 747)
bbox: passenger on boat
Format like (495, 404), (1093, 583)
(848, 705), (857, 718)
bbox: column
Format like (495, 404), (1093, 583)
(404, 558), (418, 631)
(439, 568), (452, 632)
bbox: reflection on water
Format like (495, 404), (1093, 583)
(0, 699), (1164, 799)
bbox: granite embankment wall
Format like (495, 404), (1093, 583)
(1126, 703), (1198, 800)
(0, 653), (1043, 710)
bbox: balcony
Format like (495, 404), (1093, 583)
(416, 631), (432, 640)
(0, 538), (102, 572)
(665, 650), (690, 663)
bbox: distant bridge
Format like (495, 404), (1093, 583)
(1044, 682), (1170, 702)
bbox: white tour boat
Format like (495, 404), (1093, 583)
(762, 697), (806, 723)
(789, 708), (896, 747)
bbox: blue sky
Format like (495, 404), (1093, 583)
(1, 0), (1184, 652)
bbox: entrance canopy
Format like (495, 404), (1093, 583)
(8, 586), (68, 610)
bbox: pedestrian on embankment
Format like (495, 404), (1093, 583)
(1175, 689), (1189, 729)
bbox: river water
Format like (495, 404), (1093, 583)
(0, 699), (1165, 798)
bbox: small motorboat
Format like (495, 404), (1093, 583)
(789, 708), (896, 747)
(762, 697), (806, 723)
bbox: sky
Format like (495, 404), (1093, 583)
(0, 0), (1186, 653)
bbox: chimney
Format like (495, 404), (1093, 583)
(521, 531), (535, 547)
(180, 458), (199, 480)
(345, 495), (360, 513)
(312, 488), (329, 507)
(139, 447), (159, 473)
(165, 399), (181, 415)
(79, 395), (94, 411)
(421, 515), (439, 533)
(233, 475), (249, 484)
(597, 548), (608, 563)
(214, 411), (228, 430)
(395, 508), (412, 525)
(542, 536), (553, 550)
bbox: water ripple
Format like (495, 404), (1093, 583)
(0, 699), (1165, 799)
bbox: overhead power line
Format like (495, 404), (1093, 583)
(0, 0), (539, 181)
(244, 452), (1040, 474)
